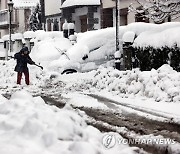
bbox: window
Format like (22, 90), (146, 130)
(120, 8), (128, 26)
(47, 19), (52, 31)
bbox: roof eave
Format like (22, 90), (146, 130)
(60, 4), (100, 9)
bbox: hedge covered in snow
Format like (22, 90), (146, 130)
(133, 26), (180, 71)
(133, 45), (180, 71)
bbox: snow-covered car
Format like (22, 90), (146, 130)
(50, 46), (116, 74)
(48, 28), (121, 74)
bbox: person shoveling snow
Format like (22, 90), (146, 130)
(14, 46), (43, 85)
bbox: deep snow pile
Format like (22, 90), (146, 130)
(0, 59), (48, 93)
(92, 65), (180, 102)
(0, 60), (16, 88)
(0, 90), (139, 154)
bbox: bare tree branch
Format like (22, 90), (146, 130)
(129, 0), (180, 23)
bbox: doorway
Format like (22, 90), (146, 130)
(80, 15), (87, 32)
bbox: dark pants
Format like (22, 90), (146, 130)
(17, 72), (29, 85)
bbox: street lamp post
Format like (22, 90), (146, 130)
(115, 0), (121, 70)
(6, 0), (14, 60)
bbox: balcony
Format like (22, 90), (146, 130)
(0, 9), (17, 29)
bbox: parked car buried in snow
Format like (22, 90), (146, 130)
(50, 46), (115, 74)
(46, 28), (119, 74)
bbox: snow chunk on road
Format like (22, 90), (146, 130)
(63, 93), (108, 109)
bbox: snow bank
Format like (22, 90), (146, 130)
(0, 60), (17, 88)
(92, 64), (180, 102)
(0, 90), (138, 154)
(0, 59), (48, 91)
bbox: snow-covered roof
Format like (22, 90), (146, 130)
(61, 0), (101, 8)
(12, 0), (39, 9)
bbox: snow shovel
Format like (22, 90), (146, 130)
(34, 64), (43, 70)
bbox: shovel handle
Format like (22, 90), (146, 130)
(34, 64), (43, 70)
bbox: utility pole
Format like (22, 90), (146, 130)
(40, 0), (46, 30)
(116, 0), (120, 52)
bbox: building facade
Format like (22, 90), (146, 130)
(44, 0), (62, 31)
(0, 0), (39, 37)
(60, 0), (141, 33)
(60, 0), (101, 32)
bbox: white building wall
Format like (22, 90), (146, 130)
(17, 9), (25, 33)
(45, 0), (61, 16)
(0, 0), (8, 37)
(72, 7), (88, 32)
(0, 0), (7, 10)
(102, 0), (114, 8)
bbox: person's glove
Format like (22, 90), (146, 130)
(32, 61), (35, 65)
